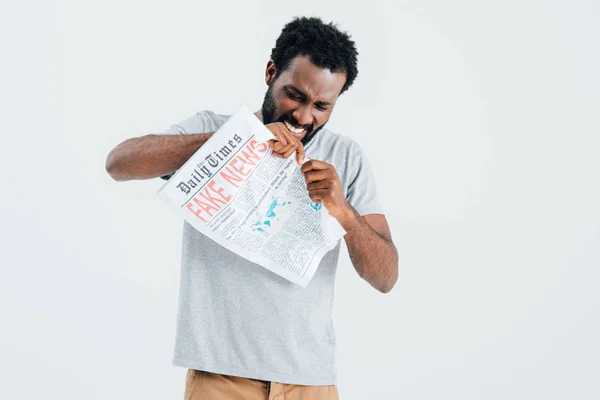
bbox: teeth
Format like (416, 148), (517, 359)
(284, 120), (305, 135)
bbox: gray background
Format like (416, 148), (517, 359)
(1, 0), (598, 399)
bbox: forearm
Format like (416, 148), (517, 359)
(105, 133), (213, 181)
(339, 208), (398, 293)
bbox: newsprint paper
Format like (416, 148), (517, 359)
(158, 106), (346, 287)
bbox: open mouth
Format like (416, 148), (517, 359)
(283, 120), (308, 138)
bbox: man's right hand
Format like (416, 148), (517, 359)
(265, 122), (305, 166)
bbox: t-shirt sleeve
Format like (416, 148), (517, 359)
(345, 141), (384, 216)
(152, 111), (213, 180)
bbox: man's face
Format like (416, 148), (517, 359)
(261, 55), (347, 146)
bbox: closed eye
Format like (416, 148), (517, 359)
(286, 89), (303, 101)
(285, 87), (330, 111)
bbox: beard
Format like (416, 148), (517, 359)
(260, 82), (327, 147)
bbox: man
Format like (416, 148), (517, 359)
(106, 16), (398, 399)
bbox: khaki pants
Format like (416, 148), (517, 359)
(184, 369), (339, 400)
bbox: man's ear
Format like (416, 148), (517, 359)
(265, 60), (277, 85)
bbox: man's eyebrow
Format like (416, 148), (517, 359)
(285, 85), (332, 106)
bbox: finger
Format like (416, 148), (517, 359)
(307, 181), (329, 191)
(270, 141), (288, 157)
(269, 125), (288, 146)
(304, 169), (330, 184)
(301, 159), (331, 174)
(279, 142), (299, 158)
(280, 141), (299, 158)
(308, 189), (328, 202)
(294, 138), (305, 166)
(280, 122), (301, 147)
(277, 124), (306, 165)
(281, 149), (298, 159)
(272, 141), (289, 152)
(275, 142), (296, 156)
(281, 131), (303, 164)
(279, 124), (296, 144)
(277, 125), (292, 145)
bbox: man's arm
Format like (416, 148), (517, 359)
(302, 159), (398, 293)
(338, 210), (398, 293)
(105, 118), (308, 182)
(105, 133), (214, 181)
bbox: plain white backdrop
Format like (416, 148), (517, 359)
(1, 0), (598, 399)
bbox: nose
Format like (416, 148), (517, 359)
(292, 105), (313, 127)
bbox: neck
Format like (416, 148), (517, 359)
(254, 109), (263, 122)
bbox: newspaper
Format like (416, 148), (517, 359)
(158, 106), (346, 287)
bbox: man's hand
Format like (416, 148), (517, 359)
(302, 159), (398, 293)
(266, 122), (305, 166)
(301, 159), (353, 222)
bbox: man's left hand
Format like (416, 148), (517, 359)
(301, 159), (352, 222)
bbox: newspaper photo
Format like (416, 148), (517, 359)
(158, 106), (346, 287)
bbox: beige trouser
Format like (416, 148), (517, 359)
(184, 369), (339, 400)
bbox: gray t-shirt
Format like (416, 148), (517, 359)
(158, 110), (383, 385)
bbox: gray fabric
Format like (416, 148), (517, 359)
(157, 110), (383, 385)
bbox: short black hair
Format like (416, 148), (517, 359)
(270, 16), (358, 94)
